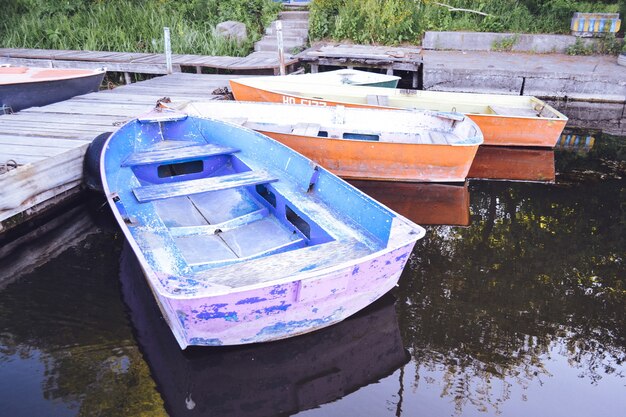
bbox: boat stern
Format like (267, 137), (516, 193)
(153, 234), (419, 348)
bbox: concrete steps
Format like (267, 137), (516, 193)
(266, 21), (309, 37)
(254, 37), (306, 53)
(254, 10), (309, 54)
(279, 10), (309, 20)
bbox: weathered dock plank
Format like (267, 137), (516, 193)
(0, 136), (91, 148)
(0, 145), (87, 223)
(0, 126), (105, 138)
(0, 154), (46, 165)
(0, 57), (177, 75)
(5, 112), (128, 126)
(0, 143), (72, 157)
(0, 48), (299, 75)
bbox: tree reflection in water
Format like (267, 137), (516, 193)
(395, 138), (625, 414)
(0, 205), (167, 417)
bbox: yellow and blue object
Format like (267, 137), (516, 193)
(571, 13), (621, 37)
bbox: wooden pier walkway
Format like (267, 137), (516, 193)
(0, 48), (299, 76)
(0, 73), (237, 231)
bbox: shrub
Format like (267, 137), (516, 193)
(0, 0), (280, 56)
(310, 0), (422, 44)
(310, 0), (623, 44)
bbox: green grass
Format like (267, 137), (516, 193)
(310, 0), (622, 45)
(0, 0), (281, 56)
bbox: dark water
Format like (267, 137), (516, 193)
(0, 131), (624, 417)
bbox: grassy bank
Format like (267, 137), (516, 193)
(0, 0), (281, 56)
(310, 0), (624, 45)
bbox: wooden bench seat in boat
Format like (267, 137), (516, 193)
(488, 105), (539, 118)
(122, 143), (239, 167)
(221, 117), (248, 126)
(366, 94), (390, 106)
(291, 123), (321, 136)
(244, 121), (293, 134)
(428, 131), (452, 145)
(195, 237), (372, 288)
(133, 170), (278, 202)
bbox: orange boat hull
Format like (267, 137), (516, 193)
(259, 131), (479, 182)
(230, 80), (566, 148)
(468, 114), (566, 147)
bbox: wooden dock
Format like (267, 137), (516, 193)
(0, 73), (238, 232)
(0, 48), (300, 76)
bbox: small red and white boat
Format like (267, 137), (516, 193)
(0, 65), (105, 113)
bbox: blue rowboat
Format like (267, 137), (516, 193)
(101, 108), (424, 348)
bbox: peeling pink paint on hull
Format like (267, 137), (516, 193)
(157, 243), (415, 348)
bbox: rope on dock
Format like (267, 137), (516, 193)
(0, 159), (19, 175)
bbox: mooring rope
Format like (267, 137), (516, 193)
(0, 159), (18, 175)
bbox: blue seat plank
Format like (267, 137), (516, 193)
(122, 143), (239, 167)
(133, 170), (278, 202)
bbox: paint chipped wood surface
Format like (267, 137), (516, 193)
(0, 48), (299, 74)
(0, 73), (241, 231)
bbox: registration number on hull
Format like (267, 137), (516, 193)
(282, 96), (328, 106)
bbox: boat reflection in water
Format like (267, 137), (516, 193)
(119, 246), (408, 417)
(350, 180), (471, 226)
(468, 146), (556, 182)
(350, 146), (557, 227)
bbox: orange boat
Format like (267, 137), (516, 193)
(179, 100), (483, 182)
(229, 76), (568, 148)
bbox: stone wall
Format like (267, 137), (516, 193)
(422, 31), (616, 54)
